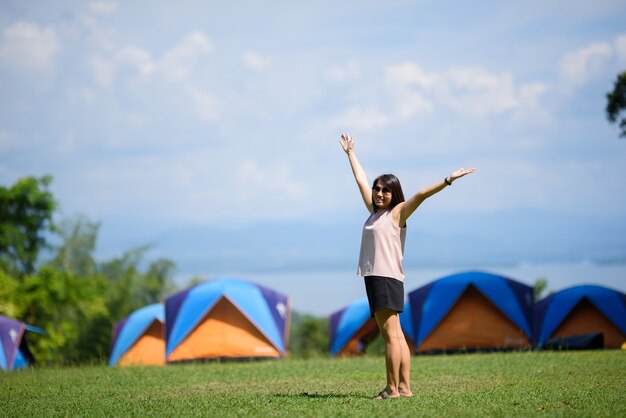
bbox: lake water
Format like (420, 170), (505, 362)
(236, 261), (626, 317)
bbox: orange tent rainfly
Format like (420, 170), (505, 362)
(109, 303), (165, 367)
(329, 298), (414, 356)
(165, 278), (290, 362)
(535, 285), (626, 349)
(407, 271), (534, 353)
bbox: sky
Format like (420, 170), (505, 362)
(1, 1), (626, 314)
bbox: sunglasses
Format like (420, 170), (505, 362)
(372, 186), (391, 194)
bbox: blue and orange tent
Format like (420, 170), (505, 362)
(109, 303), (165, 367)
(535, 284), (626, 349)
(408, 271), (534, 353)
(329, 298), (414, 357)
(165, 278), (291, 362)
(0, 315), (44, 371)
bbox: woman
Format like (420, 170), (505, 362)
(339, 132), (475, 400)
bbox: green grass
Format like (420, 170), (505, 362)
(1, 351), (625, 417)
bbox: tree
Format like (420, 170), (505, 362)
(36, 215), (110, 363)
(20, 266), (109, 364)
(100, 246), (177, 318)
(17, 213), (179, 364)
(0, 268), (22, 318)
(289, 312), (329, 358)
(50, 214), (99, 277)
(0, 181), (180, 364)
(534, 277), (549, 302)
(606, 71), (626, 138)
(0, 176), (56, 277)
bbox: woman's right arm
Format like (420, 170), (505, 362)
(340, 132), (373, 212)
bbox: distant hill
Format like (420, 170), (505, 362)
(96, 208), (626, 276)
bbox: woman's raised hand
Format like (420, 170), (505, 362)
(450, 168), (476, 182)
(340, 132), (355, 153)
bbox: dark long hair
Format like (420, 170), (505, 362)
(372, 174), (405, 210)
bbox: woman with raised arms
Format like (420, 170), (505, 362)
(339, 132), (475, 400)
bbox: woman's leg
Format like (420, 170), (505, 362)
(398, 331), (412, 396)
(374, 308), (408, 397)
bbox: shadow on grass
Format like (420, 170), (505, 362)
(273, 392), (367, 399)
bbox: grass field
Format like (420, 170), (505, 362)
(1, 351), (625, 417)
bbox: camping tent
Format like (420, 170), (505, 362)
(408, 271), (534, 353)
(109, 303), (165, 367)
(329, 298), (414, 357)
(535, 284), (626, 349)
(165, 278), (290, 362)
(0, 315), (44, 371)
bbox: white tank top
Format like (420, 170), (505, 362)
(357, 209), (407, 282)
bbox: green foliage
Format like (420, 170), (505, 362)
(49, 214), (99, 277)
(19, 266), (109, 364)
(1, 352), (624, 417)
(534, 277), (549, 301)
(364, 334), (385, 356)
(0, 175), (56, 277)
(18, 214), (176, 364)
(185, 275), (209, 288)
(288, 312), (329, 358)
(100, 246), (177, 316)
(0, 176), (179, 364)
(606, 70), (626, 138)
(144, 258), (177, 303)
(0, 268), (22, 318)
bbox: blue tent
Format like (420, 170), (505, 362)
(109, 303), (165, 367)
(0, 315), (44, 371)
(535, 284), (626, 349)
(329, 298), (414, 357)
(408, 271), (534, 353)
(165, 278), (290, 361)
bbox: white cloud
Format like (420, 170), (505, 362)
(0, 22), (60, 72)
(518, 82), (550, 104)
(385, 62), (439, 89)
(516, 82), (551, 117)
(88, 46), (158, 86)
(243, 51), (272, 71)
(560, 42), (612, 87)
(448, 67), (504, 91)
(160, 31), (213, 82)
(443, 68), (519, 115)
(118, 46), (156, 77)
(186, 87), (219, 122)
(87, 31), (211, 95)
(324, 60), (361, 83)
(234, 160), (307, 203)
(384, 63), (436, 119)
(78, 7), (116, 51)
(90, 1), (118, 15)
(383, 63), (547, 120)
(61, 151), (312, 223)
(394, 92), (433, 119)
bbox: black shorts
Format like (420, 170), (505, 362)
(364, 275), (404, 318)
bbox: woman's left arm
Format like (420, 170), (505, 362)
(396, 168), (476, 226)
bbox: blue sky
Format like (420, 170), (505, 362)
(1, 1), (626, 301)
